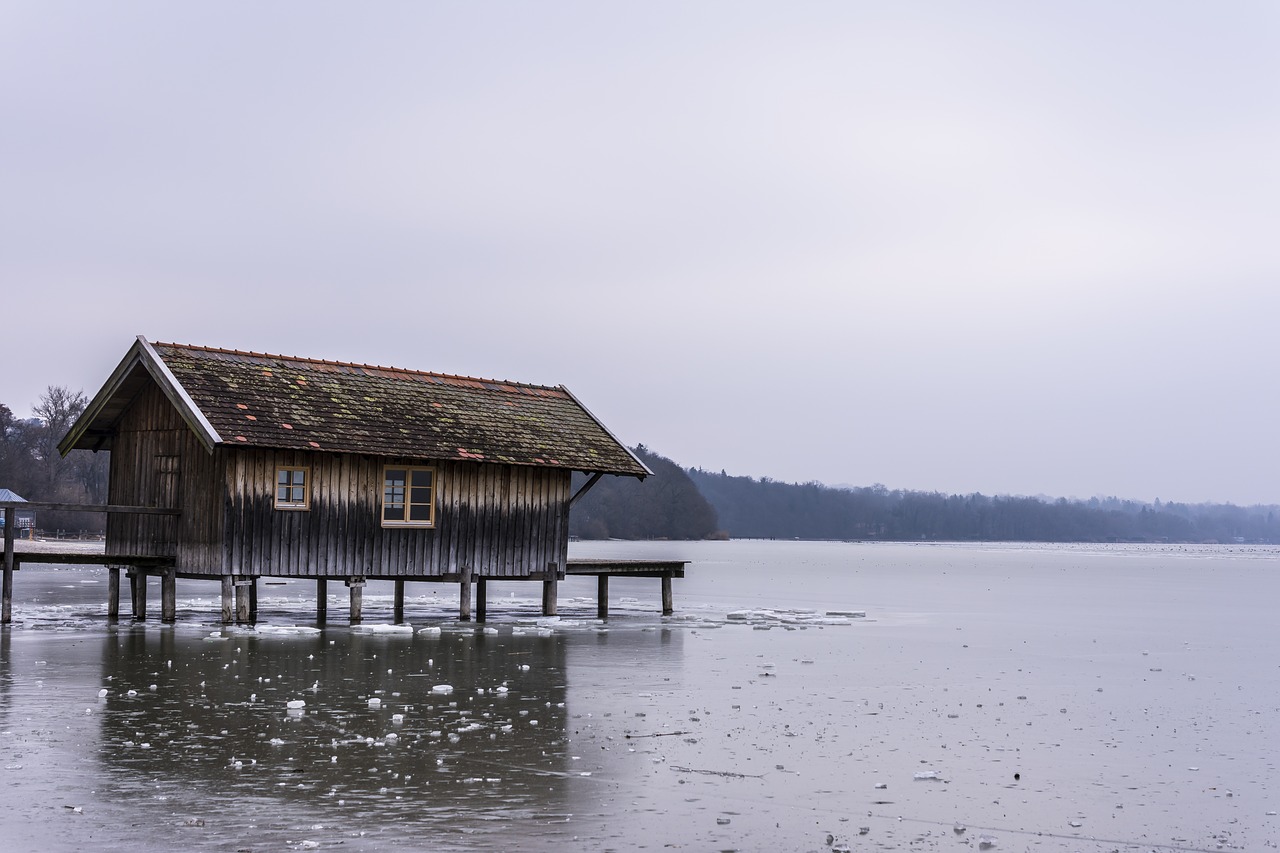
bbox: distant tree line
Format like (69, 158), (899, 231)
(0, 387), (109, 533)
(687, 468), (1280, 544)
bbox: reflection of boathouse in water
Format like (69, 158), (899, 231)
(94, 626), (580, 842)
(58, 336), (662, 623)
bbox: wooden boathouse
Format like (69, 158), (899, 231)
(4, 336), (686, 624)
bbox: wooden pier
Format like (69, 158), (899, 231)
(566, 559), (687, 618)
(3, 504), (689, 624)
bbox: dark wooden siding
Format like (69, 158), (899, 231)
(106, 381), (224, 568)
(222, 451), (570, 579)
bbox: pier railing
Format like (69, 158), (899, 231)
(1, 501), (180, 623)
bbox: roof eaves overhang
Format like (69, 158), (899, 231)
(557, 385), (652, 479)
(58, 335), (223, 457)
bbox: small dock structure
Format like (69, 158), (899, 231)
(3, 337), (690, 624)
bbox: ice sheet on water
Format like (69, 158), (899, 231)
(417, 626), (442, 636)
(256, 625), (321, 636)
(353, 623), (414, 634)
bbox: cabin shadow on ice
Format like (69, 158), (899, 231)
(57, 336), (652, 624)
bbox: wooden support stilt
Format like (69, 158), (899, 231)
(2, 508), (15, 624)
(542, 577), (558, 617)
(661, 572), (674, 616)
(107, 567), (120, 620)
(393, 579), (405, 624)
(221, 576), (234, 624)
(347, 577), (364, 624)
(458, 566), (473, 621)
(161, 569), (176, 623)
(134, 572), (148, 621)
(475, 577), (487, 623)
(597, 575), (609, 619)
(248, 578), (258, 622)
(316, 578), (327, 623)
(235, 578), (250, 624)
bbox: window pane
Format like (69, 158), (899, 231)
(290, 486), (304, 504)
(409, 503), (431, 521)
(277, 486), (289, 503)
(385, 469), (406, 487)
(278, 470), (291, 485)
(384, 505), (402, 522)
(411, 469), (433, 489)
(410, 486), (431, 504)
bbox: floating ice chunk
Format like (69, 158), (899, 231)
(953, 824), (966, 834)
(269, 738), (285, 746)
(519, 665), (530, 672)
(385, 733), (399, 743)
(287, 700), (306, 710)
(257, 625), (320, 635)
(874, 782), (887, 789)
(353, 623), (413, 634)
(368, 698), (382, 708)
(391, 714), (404, 724)
(913, 770), (941, 781)
(97, 689), (108, 698)
(495, 686), (509, 694)
(417, 626), (442, 636)
(977, 834), (997, 849)
(431, 684), (454, 695)
(1068, 820), (1082, 828)
(483, 627), (497, 635)
(126, 690), (138, 697)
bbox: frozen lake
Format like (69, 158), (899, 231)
(1, 540), (1277, 851)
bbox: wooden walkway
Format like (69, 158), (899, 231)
(2, 505), (689, 624)
(566, 559), (687, 618)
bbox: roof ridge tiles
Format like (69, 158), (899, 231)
(151, 341), (565, 395)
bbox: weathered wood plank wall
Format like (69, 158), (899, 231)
(221, 450), (570, 579)
(106, 382), (224, 567)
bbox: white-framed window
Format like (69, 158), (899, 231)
(275, 466), (310, 510)
(382, 465), (436, 527)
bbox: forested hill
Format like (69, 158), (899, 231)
(689, 469), (1280, 543)
(568, 446), (721, 540)
(569, 443), (1279, 543)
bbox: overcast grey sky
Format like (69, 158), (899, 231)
(2, 2), (1277, 505)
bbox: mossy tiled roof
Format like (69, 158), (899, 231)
(150, 343), (647, 476)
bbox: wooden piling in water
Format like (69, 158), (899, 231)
(235, 578), (250, 624)
(458, 566), (473, 621)
(221, 576), (233, 623)
(393, 579), (405, 623)
(316, 578), (327, 623)
(107, 567), (120, 620)
(161, 569), (176, 623)
(661, 573), (673, 616)
(542, 577), (558, 616)
(2, 508), (14, 624)
(476, 577), (487, 623)
(249, 578), (258, 621)
(597, 575), (609, 619)
(347, 577), (364, 624)
(133, 571), (148, 621)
